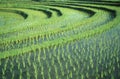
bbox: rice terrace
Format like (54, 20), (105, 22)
(0, 0), (120, 79)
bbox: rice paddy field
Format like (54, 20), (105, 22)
(0, 0), (120, 79)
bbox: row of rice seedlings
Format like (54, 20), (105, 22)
(2, 58), (9, 75)
(0, 5), (62, 38)
(50, 3), (114, 29)
(57, 43), (72, 78)
(100, 35), (119, 78)
(0, 0), (120, 60)
(38, 6), (88, 28)
(70, 34), (118, 78)
(1, 31), (46, 51)
(0, 34), (119, 78)
(0, 6), (104, 52)
(0, 0), (116, 39)
(1, 20), (118, 78)
(49, 3), (115, 25)
(0, 7), (48, 32)
(1, 58), (13, 78)
(24, 5), (90, 29)
(0, 3), (93, 45)
(1, 27), (120, 79)
(0, 17), (88, 51)
(56, 54), (64, 77)
(60, 48), (67, 77)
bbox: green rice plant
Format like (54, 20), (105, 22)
(19, 69), (22, 79)
(81, 74), (84, 79)
(65, 62), (68, 69)
(3, 59), (8, 72)
(2, 68), (5, 76)
(0, 61), (1, 66)
(111, 74), (115, 79)
(11, 73), (15, 79)
(37, 49), (41, 63)
(73, 66), (76, 72)
(69, 71), (73, 78)
(108, 68), (112, 74)
(95, 75), (99, 79)
(27, 53), (31, 66)
(86, 72), (89, 78)
(33, 63), (38, 79)
(104, 71), (107, 77)
(18, 62), (21, 70)
(26, 70), (30, 79)
(22, 58), (25, 68)
(66, 75), (69, 79)
(48, 52), (52, 59)
(101, 71), (104, 78)
(48, 72), (51, 79)
(10, 62), (14, 73)
(43, 48), (46, 60)
(59, 62), (64, 76)
(118, 63), (120, 68)
(41, 66), (45, 79)
(2, 76), (6, 79)
(51, 57), (55, 66)
(48, 67), (51, 73)
(95, 66), (98, 73)
(54, 65), (59, 79)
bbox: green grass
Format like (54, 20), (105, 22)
(0, 1), (120, 79)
